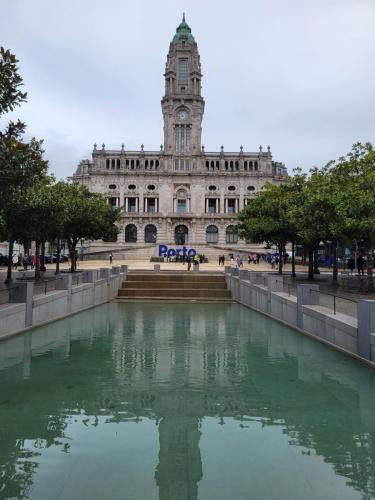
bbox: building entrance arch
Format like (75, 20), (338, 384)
(175, 225), (189, 245)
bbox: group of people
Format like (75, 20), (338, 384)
(186, 254), (200, 271)
(346, 255), (366, 275)
(12, 254), (37, 270)
(163, 253), (206, 264)
(218, 255), (226, 266)
(248, 253), (261, 265)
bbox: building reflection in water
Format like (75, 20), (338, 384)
(0, 302), (375, 499)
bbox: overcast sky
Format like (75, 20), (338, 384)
(1, 0), (374, 178)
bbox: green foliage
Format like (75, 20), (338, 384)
(237, 143), (375, 278)
(0, 47), (27, 139)
(0, 138), (49, 204)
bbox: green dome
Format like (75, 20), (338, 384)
(172, 13), (195, 44)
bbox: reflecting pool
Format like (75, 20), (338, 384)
(0, 302), (375, 500)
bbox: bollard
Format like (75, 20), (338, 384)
(100, 268), (110, 279)
(297, 284), (319, 329)
(154, 264), (160, 272)
(357, 300), (375, 360)
(82, 270), (95, 283)
(9, 281), (34, 327)
(56, 273), (72, 291)
(239, 269), (250, 280)
(267, 275), (284, 305)
(193, 263), (200, 273)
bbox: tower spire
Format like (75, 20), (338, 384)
(182, 12), (186, 23)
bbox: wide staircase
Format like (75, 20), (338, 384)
(116, 272), (232, 302)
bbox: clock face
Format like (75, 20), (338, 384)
(177, 110), (188, 121)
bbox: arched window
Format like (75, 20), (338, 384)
(206, 225), (218, 244)
(226, 225), (238, 244)
(125, 224), (137, 243)
(144, 224), (157, 243)
(175, 225), (189, 245)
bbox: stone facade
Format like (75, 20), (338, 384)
(73, 15), (288, 253)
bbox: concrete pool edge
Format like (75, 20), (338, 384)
(0, 267), (125, 341)
(225, 268), (375, 369)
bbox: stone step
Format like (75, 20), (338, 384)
(121, 280), (227, 289)
(126, 273), (224, 282)
(118, 288), (232, 298)
(114, 297), (234, 303)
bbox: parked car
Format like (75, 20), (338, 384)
(0, 254), (10, 267)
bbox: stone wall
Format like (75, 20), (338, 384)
(225, 267), (375, 366)
(0, 266), (126, 340)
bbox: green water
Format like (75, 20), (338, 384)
(0, 303), (375, 500)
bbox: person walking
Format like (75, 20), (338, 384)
(347, 256), (355, 275)
(12, 254), (18, 270)
(187, 255), (192, 271)
(357, 255), (365, 276)
(109, 252), (113, 265)
(22, 254), (28, 270)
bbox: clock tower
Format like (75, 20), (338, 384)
(161, 14), (205, 171)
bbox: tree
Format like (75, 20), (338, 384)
(329, 143), (375, 278)
(237, 183), (294, 275)
(0, 46), (27, 140)
(60, 184), (121, 272)
(0, 47), (49, 282)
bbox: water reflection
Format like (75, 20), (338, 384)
(0, 302), (375, 499)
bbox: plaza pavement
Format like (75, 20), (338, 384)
(44, 259), (309, 273)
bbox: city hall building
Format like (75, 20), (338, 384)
(73, 15), (287, 257)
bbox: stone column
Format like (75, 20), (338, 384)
(297, 284), (319, 329)
(267, 274), (284, 306)
(9, 281), (34, 327)
(357, 300), (375, 360)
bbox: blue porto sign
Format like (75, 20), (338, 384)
(158, 244), (197, 258)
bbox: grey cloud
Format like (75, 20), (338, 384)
(1, 0), (374, 178)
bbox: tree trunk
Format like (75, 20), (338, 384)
(332, 241), (338, 283)
(278, 243), (283, 275)
(313, 249), (320, 274)
(40, 241), (46, 272)
(5, 240), (14, 283)
(291, 241), (296, 278)
(68, 238), (78, 273)
(366, 245), (374, 293)
(308, 248), (314, 280)
(55, 238), (61, 275)
(34, 241), (41, 281)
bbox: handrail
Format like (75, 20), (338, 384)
(310, 288), (357, 316)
